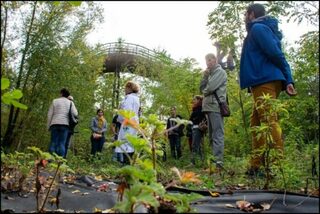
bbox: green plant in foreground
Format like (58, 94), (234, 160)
(27, 146), (74, 212)
(111, 110), (203, 213)
(250, 93), (290, 189)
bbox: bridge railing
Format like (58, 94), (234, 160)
(100, 42), (179, 64)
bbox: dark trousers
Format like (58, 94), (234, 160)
(90, 135), (105, 156)
(191, 128), (204, 164)
(64, 130), (73, 158)
(121, 152), (134, 165)
(169, 135), (182, 159)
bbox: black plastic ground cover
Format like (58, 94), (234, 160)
(1, 176), (118, 213)
(1, 177), (319, 213)
(168, 186), (319, 213)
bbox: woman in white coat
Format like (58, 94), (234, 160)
(115, 81), (140, 165)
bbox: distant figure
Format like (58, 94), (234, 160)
(166, 106), (184, 160)
(115, 81), (140, 165)
(90, 109), (107, 156)
(214, 41), (235, 71)
(47, 88), (78, 158)
(240, 3), (297, 177)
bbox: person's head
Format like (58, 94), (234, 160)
(170, 106), (177, 117)
(60, 88), (70, 98)
(205, 53), (217, 69)
(245, 3), (266, 24)
(192, 95), (203, 107)
(96, 109), (104, 117)
(124, 81), (140, 95)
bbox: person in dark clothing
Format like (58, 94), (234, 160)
(186, 123), (193, 153)
(111, 114), (122, 161)
(166, 106), (184, 159)
(189, 95), (207, 165)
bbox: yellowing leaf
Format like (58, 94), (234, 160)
(72, 190), (81, 194)
(180, 171), (201, 184)
(94, 207), (102, 213)
(94, 175), (102, 181)
(209, 191), (220, 197)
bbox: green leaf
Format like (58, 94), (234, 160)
(11, 100), (28, 110)
(11, 89), (23, 99)
(1, 96), (11, 105)
(53, 1), (60, 6)
(1, 78), (10, 90)
(69, 1), (82, 7)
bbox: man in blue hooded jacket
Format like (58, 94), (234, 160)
(240, 3), (297, 176)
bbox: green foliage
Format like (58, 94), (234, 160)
(52, 1), (82, 7)
(164, 192), (203, 213)
(1, 77), (28, 110)
(112, 110), (203, 213)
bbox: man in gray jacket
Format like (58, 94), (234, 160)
(200, 53), (227, 171)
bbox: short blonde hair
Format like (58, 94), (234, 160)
(205, 53), (216, 60)
(125, 81), (140, 93)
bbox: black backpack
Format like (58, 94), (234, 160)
(69, 102), (78, 131)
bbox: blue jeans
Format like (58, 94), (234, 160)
(91, 135), (105, 156)
(49, 125), (69, 157)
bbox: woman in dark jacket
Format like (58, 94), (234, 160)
(189, 95), (207, 165)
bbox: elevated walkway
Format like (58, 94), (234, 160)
(100, 41), (178, 108)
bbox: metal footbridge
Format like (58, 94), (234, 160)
(100, 41), (177, 108)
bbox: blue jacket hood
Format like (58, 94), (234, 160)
(247, 16), (282, 40)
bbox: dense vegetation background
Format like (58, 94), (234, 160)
(1, 1), (319, 194)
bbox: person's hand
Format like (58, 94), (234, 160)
(286, 83), (297, 96)
(203, 68), (210, 77)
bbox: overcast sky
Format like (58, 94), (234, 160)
(86, 1), (317, 69)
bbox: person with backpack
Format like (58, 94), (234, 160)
(200, 53), (227, 172)
(47, 88), (78, 158)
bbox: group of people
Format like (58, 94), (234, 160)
(47, 3), (297, 176)
(47, 80), (140, 163)
(160, 3), (297, 175)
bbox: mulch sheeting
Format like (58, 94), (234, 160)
(1, 175), (319, 213)
(168, 186), (319, 213)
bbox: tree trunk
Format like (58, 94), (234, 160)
(1, 6), (8, 77)
(3, 1), (37, 149)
